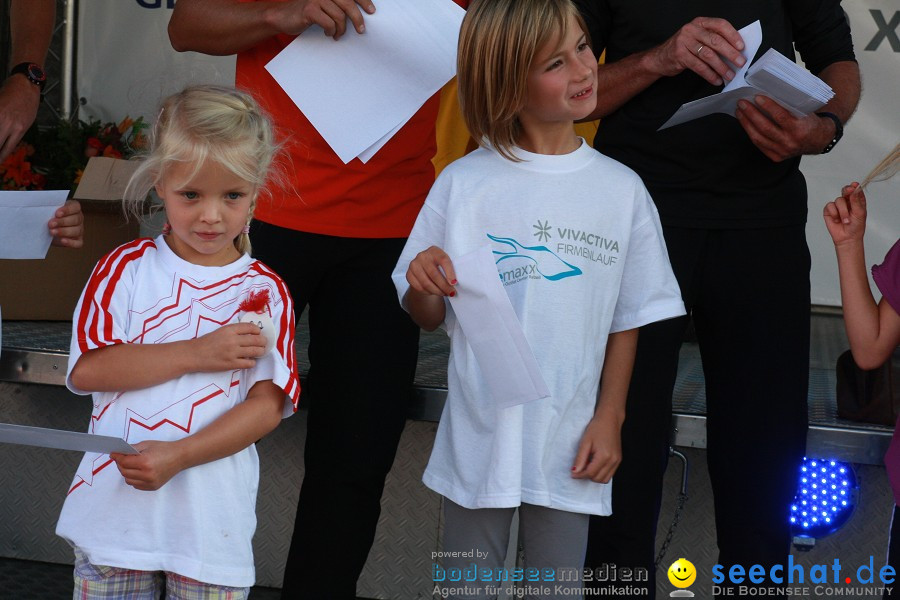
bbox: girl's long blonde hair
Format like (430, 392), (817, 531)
(124, 85), (280, 255)
(861, 143), (900, 188)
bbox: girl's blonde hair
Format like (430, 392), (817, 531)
(861, 143), (900, 188)
(457, 0), (588, 161)
(124, 85), (279, 255)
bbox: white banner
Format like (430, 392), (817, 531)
(802, 2), (899, 306)
(76, 0), (235, 127)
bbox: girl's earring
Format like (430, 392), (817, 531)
(162, 222), (172, 236)
(242, 223), (250, 235)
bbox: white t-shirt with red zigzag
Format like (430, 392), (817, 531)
(56, 235), (300, 587)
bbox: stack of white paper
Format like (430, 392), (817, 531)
(660, 20), (834, 130)
(745, 48), (834, 115)
(265, 0), (465, 164)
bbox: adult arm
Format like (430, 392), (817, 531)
(0, 0), (55, 161)
(581, 16), (747, 120)
(571, 328), (638, 483)
(168, 0), (375, 55)
(111, 380), (285, 490)
(69, 323), (267, 391)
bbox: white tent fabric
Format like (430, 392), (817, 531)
(77, 1), (235, 129)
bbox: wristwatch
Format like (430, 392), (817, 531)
(816, 112), (843, 154)
(9, 62), (46, 92)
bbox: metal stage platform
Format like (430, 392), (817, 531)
(0, 311), (894, 598)
(1, 311), (891, 465)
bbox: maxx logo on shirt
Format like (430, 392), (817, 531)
(488, 219), (621, 286)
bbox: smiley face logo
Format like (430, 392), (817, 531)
(667, 558), (696, 588)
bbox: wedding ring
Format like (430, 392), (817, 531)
(696, 44), (705, 55)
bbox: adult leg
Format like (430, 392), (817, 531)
(281, 235), (420, 599)
(518, 504), (589, 599)
(584, 227), (705, 597)
(249, 220), (321, 321)
(696, 226), (810, 597)
(441, 499), (515, 600)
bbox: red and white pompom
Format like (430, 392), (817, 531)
(237, 289), (277, 354)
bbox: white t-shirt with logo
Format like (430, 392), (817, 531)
(392, 142), (685, 516)
(57, 236), (300, 587)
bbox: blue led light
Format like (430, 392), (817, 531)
(790, 457), (858, 539)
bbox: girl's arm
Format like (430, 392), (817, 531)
(571, 328), (638, 483)
(69, 322), (267, 392)
(404, 245), (457, 331)
(110, 380), (285, 491)
(824, 183), (900, 369)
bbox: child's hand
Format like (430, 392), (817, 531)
(49, 200), (84, 248)
(823, 182), (866, 247)
(111, 440), (184, 491)
(571, 409), (623, 483)
(406, 246), (457, 298)
(192, 322), (267, 372)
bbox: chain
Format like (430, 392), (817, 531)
(654, 447), (690, 567)
(655, 490), (688, 567)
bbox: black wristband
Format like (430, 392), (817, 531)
(816, 112), (843, 154)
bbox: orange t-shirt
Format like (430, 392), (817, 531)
(237, 22), (455, 238)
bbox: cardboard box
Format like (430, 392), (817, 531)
(0, 158), (142, 321)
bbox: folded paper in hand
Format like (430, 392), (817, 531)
(0, 422), (138, 455)
(0, 190), (67, 259)
(659, 20), (834, 130)
(447, 245), (551, 409)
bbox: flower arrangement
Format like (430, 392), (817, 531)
(0, 116), (148, 191)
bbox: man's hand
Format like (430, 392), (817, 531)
(646, 17), (746, 86)
(273, 0), (375, 40)
(0, 75), (41, 161)
(735, 96), (833, 162)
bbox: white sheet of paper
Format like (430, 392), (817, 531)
(0, 190), (68, 259)
(0, 423), (138, 455)
(448, 245), (551, 409)
(659, 21), (832, 130)
(659, 21), (763, 130)
(265, 0), (464, 163)
(357, 116), (409, 163)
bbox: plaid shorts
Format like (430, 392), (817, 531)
(73, 548), (250, 600)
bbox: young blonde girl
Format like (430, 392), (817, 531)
(823, 143), (900, 598)
(392, 1), (684, 597)
(56, 85), (299, 599)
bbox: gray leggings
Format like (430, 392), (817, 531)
(438, 499), (589, 600)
